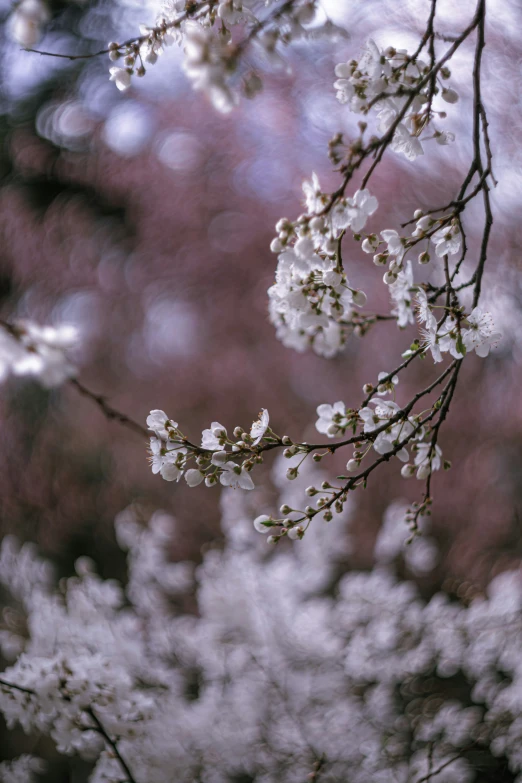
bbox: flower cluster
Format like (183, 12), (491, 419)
(0, 755), (45, 783)
(268, 174), (376, 357)
(0, 321), (78, 388)
(316, 392), (446, 485)
(147, 407), (273, 489)
(417, 295), (502, 362)
(358, 212), (463, 328)
(107, 0), (337, 111)
(334, 39), (459, 160)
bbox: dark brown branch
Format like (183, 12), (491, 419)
(69, 379), (148, 438)
(86, 707), (138, 783)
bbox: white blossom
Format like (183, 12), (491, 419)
(413, 442), (442, 479)
(0, 322), (78, 388)
(149, 437), (186, 481)
(219, 461), (254, 490)
(201, 421), (227, 450)
(463, 307), (502, 357)
(315, 401), (348, 437)
(147, 410), (177, 440)
(109, 67), (132, 92)
(431, 221), (462, 257)
(250, 409), (269, 445)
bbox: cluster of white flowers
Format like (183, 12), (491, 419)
(334, 39), (459, 160)
(2, 483), (522, 783)
(0, 321), (78, 388)
(147, 407), (272, 489)
(0, 755), (45, 783)
(268, 174), (376, 357)
(359, 213), (463, 329)
(417, 294), (502, 362)
(314, 387), (445, 486)
(107, 0), (337, 111)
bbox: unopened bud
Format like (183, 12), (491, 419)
(442, 87), (459, 104)
(352, 289), (367, 307)
(373, 253), (388, 267)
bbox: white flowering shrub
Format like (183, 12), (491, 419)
(0, 0), (513, 779)
(1, 465), (522, 783)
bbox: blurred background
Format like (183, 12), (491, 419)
(0, 0), (521, 772)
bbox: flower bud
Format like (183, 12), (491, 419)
(442, 87), (459, 104)
(185, 469), (204, 487)
(270, 237), (283, 253)
(253, 514), (272, 533)
(383, 270), (398, 285)
(418, 251), (430, 264)
(334, 62), (351, 79)
(352, 290), (367, 307)
(286, 467), (299, 480)
(416, 464), (431, 480)
(401, 464), (415, 478)
(416, 215), (432, 231)
(280, 504), (291, 514)
(346, 459), (358, 472)
(324, 238), (337, 256)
